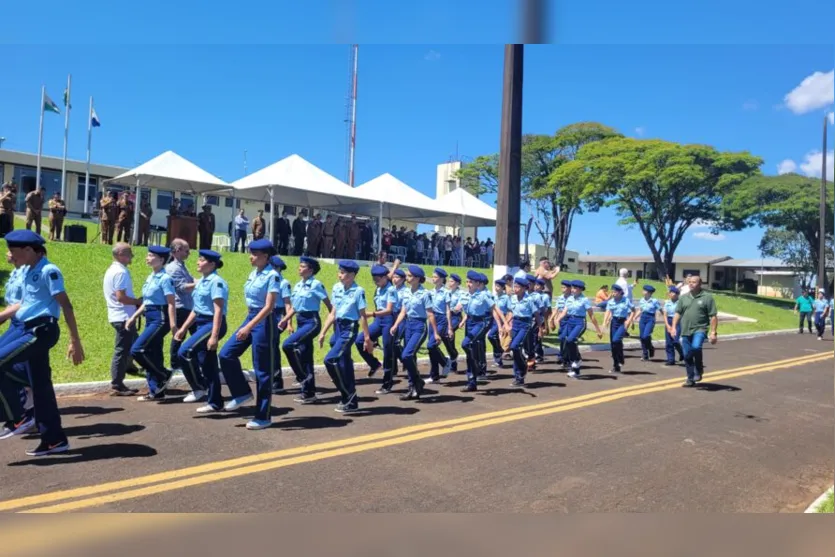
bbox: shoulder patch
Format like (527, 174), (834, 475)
(49, 272), (59, 280)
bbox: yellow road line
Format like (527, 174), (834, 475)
(16, 351), (832, 514)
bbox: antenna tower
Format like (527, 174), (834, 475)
(344, 44), (359, 186)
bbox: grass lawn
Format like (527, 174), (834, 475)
(0, 230), (798, 384)
(817, 491), (834, 513)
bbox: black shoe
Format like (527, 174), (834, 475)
(367, 366), (380, 378)
(610, 367), (622, 374)
(682, 380), (696, 388)
(335, 403), (359, 414)
(375, 386), (392, 395)
(110, 384), (138, 396)
(399, 388), (420, 401)
(460, 384), (477, 393)
(293, 394), (318, 404)
(693, 374), (702, 382)
(510, 379), (525, 387)
(271, 387), (286, 395)
(663, 361), (675, 366)
(26, 439), (70, 457)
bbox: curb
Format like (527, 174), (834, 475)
(804, 487), (834, 513)
(53, 328), (797, 397)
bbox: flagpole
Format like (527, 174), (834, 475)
(36, 86), (45, 191)
(61, 73), (72, 201)
(84, 96), (93, 216)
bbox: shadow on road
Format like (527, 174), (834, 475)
(415, 395), (475, 404)
(61, 406), (125, 418)
(480, 388), (537, 398)
(696, 383), (741, 392)
(578, 374), (617, 381)
(7, 443), (158, 467)
(621, 371), (656, 376)
(50, 423), (146, 440)
(354, 406), (420, 417)
(524, 381), (566, 389)
(273, 416), (352, 430)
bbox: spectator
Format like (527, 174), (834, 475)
(103, 242), (142, 396)
(233, 209), (249, 252)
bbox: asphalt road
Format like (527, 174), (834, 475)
(0, 333), (831, 513)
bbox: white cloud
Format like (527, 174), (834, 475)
(829, 111), (834, 125)
(424, 50), (441, 61)
(777, 159), (798, 174)
(742, 99), (759, 111)
(634, 127), (645, 137)
(693, 231), (726, 241)
(798, 150), (834, 181)
(783, 70), (834, 114)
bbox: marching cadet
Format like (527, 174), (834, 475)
(318, 260), (373, 413)
(552, 280), (603, 378)
(321, 214), (335, 257)
(504, 276), (535, 387)
(386, 267), (408, 386)
(126, 246), (177, 400)
(663, 286), (684, 365)
(100, 191), (118, 244)
(636, 284), (661, 361)
(138, 199), (153, 246)
(390, 265), (436, 400)
(116, 192), (133, 243)
(549, 279), (572, 365)
(523, 274), (540, 371)
(813, 289), (830, 340)
(487, 279), (510, 368)
(25, 186), (44, 236)
(218, 239), (282, 430)
(426, 267), (452, 383)
(443, 273), (463, 373)
(459, 271), (497, 392)
(173, 250), (229, 414)
(198, 205), (215, 250)
(279, 256), (332, 404)
(0, 230), (85, 456)
(829, 296), (834, 337)
(48, 192), (66, 241)
(269, 255), (293, 394)
(355, 264), (397, 387)
(533, 278), (550, 362)
(602, 283), (634, 374)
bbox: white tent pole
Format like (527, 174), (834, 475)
(268, 186), (275, 243)
(131, 177), (142, 245)
(378, 200), (383, 255)
(460, 212), (465, 265)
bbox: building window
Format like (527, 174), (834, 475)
(180, 194), (195, 213)
(567, 257), (576, 263)
(76, 176), (99, 201)
(205, 195), (219, 206)
(282, 205), (296, 216)
(224, 197), (240, 209)
(0, 165), (4, 184)
(682, 269), (701, 278)
(264, 203), (272, 213)
(156, 190), (172, 211)
(599, 270), (609, 276)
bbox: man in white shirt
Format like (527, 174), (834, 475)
(103, 243), (143, 395)
(615, 268), (633, 301)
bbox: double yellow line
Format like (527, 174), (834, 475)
(2, 351), (830, 514)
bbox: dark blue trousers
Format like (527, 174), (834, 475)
(219, 308), (275, 420)
(610, 317), (627, 368)
(562, 316), (586, 365)
(0, 319), (30, 421)
(399, 318), (427, 388)
(557, 321), (567, 362)
(130, 306), (171, 395)
(426, 311), (450, 380)
(463, 317), (489, 387)
(442, 313), (461, 371)
(814, 311), (826, 337)
(178, 315), (227, 410)
(510, 318), (531, 382)
(282, 312), (321, 397)
(487, 320), (502, 361)
(639, 312), (656, 359)
(681, 331), (706, 381)
(664, 316), (683, 364)
(356, 315), (394, 374)
(272, 309), (285, 390)
(325, 319), (360, 406)
(0, 319), (64, 445)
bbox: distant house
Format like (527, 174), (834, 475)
(578, 254), (732, 283)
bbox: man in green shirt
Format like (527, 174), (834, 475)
(793, 289), (814, 334)
(672, 276), (718, 387)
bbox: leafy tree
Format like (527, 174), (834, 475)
(758, 228), (834, 288)
(553, 138), (762, 279)
(722, 173), (834, 290)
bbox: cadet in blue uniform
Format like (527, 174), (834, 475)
(636, 285), (661, 361)
(356, 264), (397, 387)
(549, 280), (573, 365)
(127, 246), (177, 401)
(533, 278), (549, 362)
(0, 230), (84, 456)
(318, 260), (373, 413)
(504, 276), (535, 386)
(663, 286), (684, 365)
(425, 267), (452, 382)
(172, 250), (229, 413)
(269, 255), (293, 394)
(459, 271), (496, 392)
(390, 265), (437, 400)
(487, 279), (510, 367)
(476, 272), (492, 377)
(380, 268), (408, 392)
(552, 280), (603, 378)
(812, 290), (829, 340)
(279, 256), (332, 404)
(829, 297), (834, 336)
(218, 239), (281, 430)
(523, 274), (540, 371)
(602, 284), (634, 373)
(443, 273), (463, 373)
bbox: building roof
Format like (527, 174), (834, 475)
(578, 254), (731, 265)
(0, 148), (127, 179)
(716, 258), (792, 268)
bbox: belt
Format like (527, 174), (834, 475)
(468, 315), (488, 321)
(297, 311), (318, 318)
(406, 317), (426, 322)
(514, 316), (531, 322)
(24, 316), (58, 328)
(337, 318), (358, 325)
(146, 304), (166, 309)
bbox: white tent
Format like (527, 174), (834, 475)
(104, 150), (229, 244)
(435, 187), (498, 262)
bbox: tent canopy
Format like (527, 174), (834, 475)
(104, 150), (229, 194)
(435, 187), (497, 228)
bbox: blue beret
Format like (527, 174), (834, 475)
(503, 274), (513, 283)
(393, 268), (406, 278)
(526, 274), (536, 283)
(370, 264), (389, 277)
(668, 286), (680, 294)
(535, 278), (546, 286)
(643, 284), (656, 293)
(148, 245), (170, 257)
(495, 279), (507, 287)
(466, 270), (480, 282)
(338, 260), (360, 274)
(269, 255), (286, 270)
(248, 239), (275, 254)
(450, 273), (462, 283)
(299, 256), (321, 274)
(571, 280), (586, 290)
(4, 230), (45, 247)
(434, 267), (448, 279)
(200, 249), (224, 268)
(407, 264), (425, 278)
(611, 284), (623, 292)
(561, 280), (572, 287)
(514, 277), (529, 287)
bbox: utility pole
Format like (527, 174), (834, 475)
(819, 115), (828, 291)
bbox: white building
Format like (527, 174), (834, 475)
(434, 160), (478, 240)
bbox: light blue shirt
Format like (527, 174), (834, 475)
(495, 293), (510, 315)
(192, 272), (229, 316)
(448, 288), (463, 314)
(402, 286), (433, 320)
(142, 270), (176, 306)
(663, 299), (677, 317)
(509, 293), (536, 319)
(393, 284), (407, 313)
(430, 287), (450, 314)
(553, 293), (569, 312)
(535, 291), (549, 313)
(165, 259), (194, 310)
(244, 265), (281, 309)
(4, 266), (25, 306)
(273, 273), (292, 309)
(455, 291), (470, 312)
(813, 299), (828, 313)
(464, 289), (495, 318)
(290, 276), (328, 312)
(374, 282), (397, 312)
(606, 296), (634, 319)
(639, 297), (661, 315)
(332, 282), (367, 321)
(566, 295), (592, 318)
(16, 258), (64, 322)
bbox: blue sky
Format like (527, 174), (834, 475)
(2, 3), (833, 259)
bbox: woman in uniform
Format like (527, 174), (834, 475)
(443, 273), (463, 373)
(550, 279), (572, 366)
(602, 283), (634, 374)
(355, 264), (397, 384)
(426, 267), (452, 383)
(218, 239), (280, 430)
(636, 284), (661, 361)
(552, 280), (603, 378)
(813, 290), (830, 340)
(663, 286), (684, 365)
(487, 279), (510, 368)
(459, 270), (496, 392)
(390, 265), (437, 401)
(127, 246), (177, 401)
(504, 276), (535, 387)
(173, 250), (229, 413)
(279, 256), (332, 405)
(269, 255), (293, 394)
